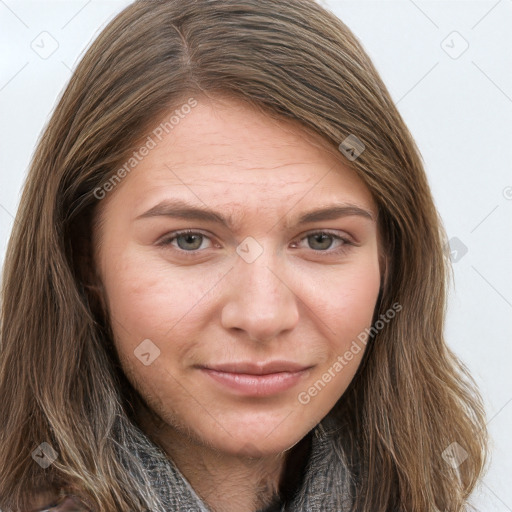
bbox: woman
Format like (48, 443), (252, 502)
(0, 0), (488, 511)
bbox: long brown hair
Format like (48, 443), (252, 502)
(0, 0), (488, 510)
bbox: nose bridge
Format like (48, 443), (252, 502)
(221, 244), (299, 341)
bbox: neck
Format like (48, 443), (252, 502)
(165, 434), (285, 512)
(135, 405), (294, 512)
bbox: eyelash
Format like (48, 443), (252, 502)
(157, 229), (354, 258)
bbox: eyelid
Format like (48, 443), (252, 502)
(294, 228), (355, 244)
(156, 229), (216, 249)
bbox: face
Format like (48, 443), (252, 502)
(93, 96), (382, 458)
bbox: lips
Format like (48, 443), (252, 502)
(202, 360), (311, 375)
(198, 360), (312, 397)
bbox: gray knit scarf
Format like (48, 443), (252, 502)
(38, 409), (354, 512)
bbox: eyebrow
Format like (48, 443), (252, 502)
(135, 198), (375, 228)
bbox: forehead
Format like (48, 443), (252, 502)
(100, 96), (376, 218)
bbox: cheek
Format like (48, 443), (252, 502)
(301, 255), (381, 387)
(305, 255), (381, 345)
(100, 248), (209, 413)
(332, 269), (380, 338)
(99, 244), (233, 385)
(101, 246), (206, 337)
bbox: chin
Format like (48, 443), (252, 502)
(194, 415), (309, 458)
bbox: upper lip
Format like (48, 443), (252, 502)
(200, 361), (311, 375)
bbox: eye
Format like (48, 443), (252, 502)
(291, 230), (353, 254)
(157, 230), (213, 253)
(157, 229), (354, 258)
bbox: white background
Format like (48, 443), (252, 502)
(1, 1), (511, 510)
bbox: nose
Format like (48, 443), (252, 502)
(220, 253), (300, 343)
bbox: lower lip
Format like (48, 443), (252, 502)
(201, 368), (310, 397)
